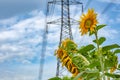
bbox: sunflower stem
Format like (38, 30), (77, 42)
(94, 29), (105, 80)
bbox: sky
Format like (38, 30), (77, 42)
(0, 0), (120, 80)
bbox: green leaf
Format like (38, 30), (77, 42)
(49, 77), (62, 80)
(78, 44), (95, 53)
(85, 69), (99, 73)
(96, 24), (106, 31)
(73, 70), (99, 80)
(118, 64), (120, 70)
(62, 76), (73, 80)
(87, 61), (100, 69)
(93, 37), (106, 45)
(73, 71), (85, 80)
(105, 73), (120, 78)
(118, 64), (120, 69)
(102, 44), (120, 52)
(72, 54), (90, 70)
(83, 70), (99, 80)
(89, 24), (106, 36)
(114, 49), (120, 54)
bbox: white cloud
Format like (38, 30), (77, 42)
(0, 5), (119, 80)
(0, 43), (35, 63)
(112, 16), (120, 24)
(0, 9), (63, 63)
(0, 11), (46, 63)
(0, 65), (39, 80)
(0, 3), (119, 63)
(72, 26), (93, 46)
(98, 14), (109, 24)
(0, 16), (18, 26)
(99, 27), (118, 39)
(0, 60), (57, 80)
(0, 30), (21, 41)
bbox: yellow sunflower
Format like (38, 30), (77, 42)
(80, 8), (98, 35)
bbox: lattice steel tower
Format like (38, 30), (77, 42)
(46, 0), (83, 77)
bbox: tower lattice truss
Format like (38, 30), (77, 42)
(47, 0), (83, 77)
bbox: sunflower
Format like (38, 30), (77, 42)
(61, 38), (77, 52)
(79, 9), (98, 35)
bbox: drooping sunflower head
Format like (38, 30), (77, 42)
(61, 38), (77, 52)
(79, 8), (98, 35)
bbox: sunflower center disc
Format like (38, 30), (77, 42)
(85, 19), (92, 28)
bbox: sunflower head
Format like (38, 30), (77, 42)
(79, 8), (98, 35)
(61, 38), (77, 52)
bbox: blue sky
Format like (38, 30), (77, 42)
(0, 0), (120, 80)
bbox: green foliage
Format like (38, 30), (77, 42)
(49, 76), (74, 80)
(118, 64), (120, 70)
(89, 24), (106, 36)
(61, 39), (77, 53)
(49, 77), (62, 80)
(73, 71), (85, 80)
(102, 44), (120, 52)
(82, 71), (100, 80)
(105, 73), (120, 78)
(73, 70), (100, 80)
(72, 54), (90, 70)
(65, 41), (77, 51)
(78, 44), (95, 53)
(100, 50), (118, 70)
(93, 37), (106, 45)
(114, 49), (120, 54)
(87, 60), (100, 69)
(62, 76), (74, 80)
(96, 24), (106, 31)
(53, 21), (120, 80)
(119, 64), (120, 68)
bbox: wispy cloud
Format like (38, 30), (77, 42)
(0, 60), (57, 80)
(0, 4), (119, 63)
(0, 4), (119, 79)
(0, 11), (45, 63)
(0, 9), (62, 63)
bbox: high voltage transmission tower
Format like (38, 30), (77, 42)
(39, 0), (83, 79)
(46, 0), (83, 77)
(39, 0), (113, 79)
